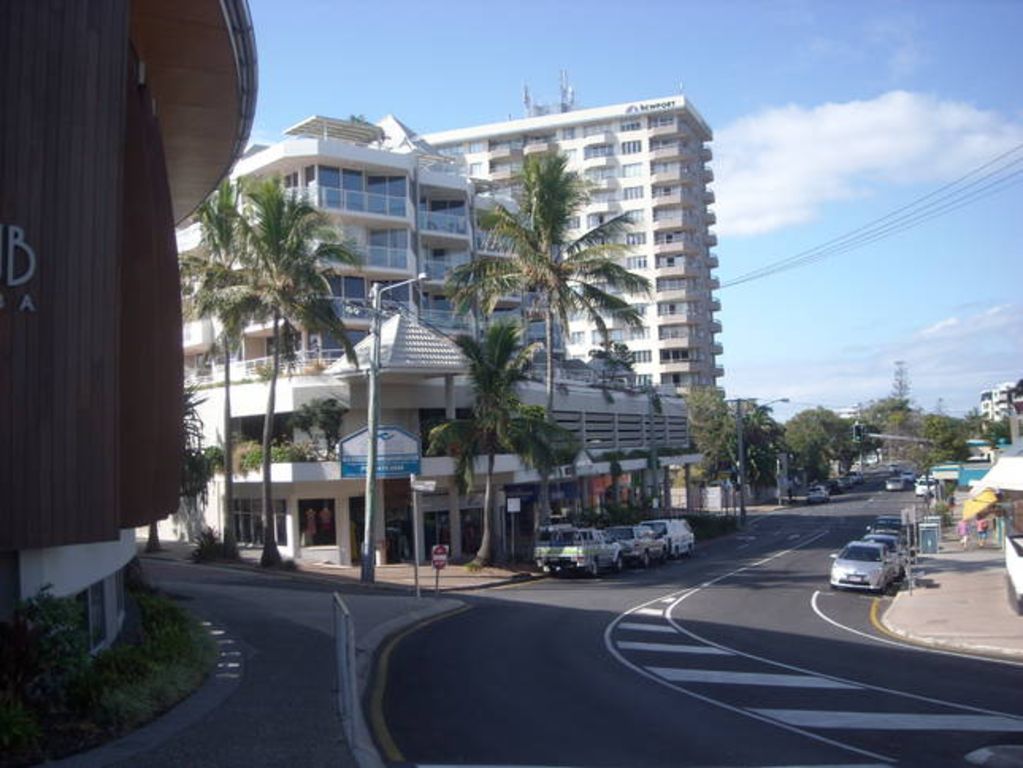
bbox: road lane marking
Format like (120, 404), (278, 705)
(752, 710), (1023, 732)
(617, 622), (677, 633)
(810, 590), (1023, 670)
(617, 641), (731, 655)
(649, 668), (859, 689)
(634, 607), (664, 617)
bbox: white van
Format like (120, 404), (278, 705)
(639, 518), (695, 558)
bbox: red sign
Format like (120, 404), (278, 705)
(431, 544), (449, 570)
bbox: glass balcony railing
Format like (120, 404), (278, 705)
(423, 252), (470, 281)
(290, 186), (408, 218)
(420, 308), (473, 331)
(418, 210), (469, 235)
(364, 246), (410, 271)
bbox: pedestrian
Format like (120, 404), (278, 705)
(957, 518), (970, 550)
(977, 516), (989, 548)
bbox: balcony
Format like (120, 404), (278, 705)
(487, 144), (523, 163)
(710, 298), (721, 312)
(650, 192), (681, 209)
(654, 287), (693, 302)
(649, 122), (681, 139)
(653, 239), (699, 256)
(490, 166), (519, 183)
(586, 199), (617, 215)
(420, 308), (473, 332)
(708, 276), (720, 290)
(712, 342), (724, 355)
(705, 233), (718, 247)
(704, 190), (716, 204)
(418, 211), (469, 238)
(660, 360), (699, 374)
(363, 246), (413, 273)
(649, 144), (683, 162)
(703, 168), (714, 183)
(523, 139), (552, 155)
(583, 152), (615, 168)
(296, 186), (408, 220)
(582, 130), (614, 145)
(423, 252), (470, 282)
(711, 320), (722, 333)
(184, 347), (353, 387)
(654, 261), (697, 278)
(650, 170), (681, 185)
(701, 147), (713, 162)
(714, 365), (725, 378)
(705, 210), (716, 225)
(658, 333), (693, 347)
(707, 254), (719, 269)
(182, 319), (215, 352)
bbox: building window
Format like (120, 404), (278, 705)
(583, 122), (611, 137)
(77, 581), (107, 651)
(620, 120), (642, 132)
(621, 163), (643, 178)
(657, 277), (687, 292)
(623, 210), (644, 224)
(635, 374), (652, 386)
(587, 213), (607, 228)
(623, 186), (644, 200)
(584, 144), (614, 159)
(626, 256), (647, 270)
(651, 161), (678, 175)
(633, 350), (652, 364)
(233, 498), (288, 547)
(660, 348), (691, 362)
(468, 140), (486, 153)
(621, 140), (642, 155)
(649, 115), (675, 128)
(469, 162), (483, 176)
(561, 127), (576, 140)
(561, 148), (577, 162)
(567, 216), (580, 229)
(569, 331), (585, 345)
(626, 232), (647, 246)
(659, 325), (689, 340)
(585, 167), (616, 181)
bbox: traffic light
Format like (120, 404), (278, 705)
(853, 423), (865, 442)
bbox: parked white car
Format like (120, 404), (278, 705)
(829, 541), (898, 593)
(914, 477), (937, 497)
(639, 518), (696, 558)
(534, 526), (622, 577)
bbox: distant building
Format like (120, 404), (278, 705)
(980, 381), (1019, 421)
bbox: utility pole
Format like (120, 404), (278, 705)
(361, 283), (383, 584)
(735, 399), (747, 527)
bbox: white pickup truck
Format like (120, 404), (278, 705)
(534, 526), (622, 577)
(640, 518), (696, 559)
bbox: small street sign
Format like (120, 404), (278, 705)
(431, 544), (449, 570)
(411, 478), (437, 493)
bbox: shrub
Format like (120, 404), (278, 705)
(191, 527), (237, 563)
(0, 697), (40, 752)
(683, 513), (739, 540)
(13, 589), (89, 707)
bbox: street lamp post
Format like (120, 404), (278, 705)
(361, 274), (425, 584)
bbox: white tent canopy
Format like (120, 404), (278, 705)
(969, 455), (1023, 497)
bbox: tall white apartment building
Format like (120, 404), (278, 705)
(424, 95), (722, 391)
(980, 381), (1019, 421)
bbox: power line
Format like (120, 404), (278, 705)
(720, 141), (1023, 289)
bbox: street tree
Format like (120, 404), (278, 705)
(241, 178), (361, 567)
(448, 153), (650, 523)
(290, 397), (347, 459)
(921, 414), (970, 465)
(429, 322), (574, 565)
(685, 387), (733, 480)
(784, 407), (855, 481)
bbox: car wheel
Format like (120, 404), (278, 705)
(687, 542), (695, 557)
(589, 559), (599, 578)
(614, 555), (623, 573)
(642, 550), (651, 569)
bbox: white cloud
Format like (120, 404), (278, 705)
(713, 91), (1023, 237)
(725, 304), (1023, 417)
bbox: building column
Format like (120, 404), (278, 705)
(413, 493), (427, 564)
(336, 497), (351, 566)
(448, 485), (462, 560)
(684, 464), (692, 513)
(662, 466), (672, 512)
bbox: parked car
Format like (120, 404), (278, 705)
(901, 470), (917, 484)
(885, 476), (907, 492)
(534, 526), (622, 577)
(604, 525), (667, 568)
(868, 515), (905, 538)
(826, 478), (845, 495)
(806, 485), (830, 504)
(848, 471), (864, 485)
(861, 533), (907, 578)
(639, 518), (696, 558)
(829, 541), (898, 593)
(915, 477), (938, 497)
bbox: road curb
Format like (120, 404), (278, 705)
(879, 593), (1023, 662)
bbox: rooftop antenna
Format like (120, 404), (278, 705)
(523, 83), (532, 117)
(559, 69), (575, 113)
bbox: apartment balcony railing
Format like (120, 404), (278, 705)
(649, 144), (683, 162)
(705, 210), (716, 225)
(707, 253), (719, 269)
(418, 210), (469, 236)
(703, 168), (715, 183)
(292, 186), (408, 219)
(487, 144), (523, 162)
(710, 298), (722, 311)
(184, 348), (350, 387)
(658, 330), (694, 345)
(523, 139), (553, 154)
(648, 122), (681, 138)
(420, 308), (473, 332)
(701, 147), (713, 162)
(423, 252), (471, 281)
(711, 319), (722, 333)
(705, 233), (718, 247)
(712, 342), (724, 355)
(363, 246), (412, 272)
(582, 130), (614, 144)
(704, 190), (716, 204)
(653, 238), (700, 255)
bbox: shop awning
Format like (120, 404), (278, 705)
(962, 488), (1000, 520)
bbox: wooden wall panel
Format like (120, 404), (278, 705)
(0, 0), (129, 549)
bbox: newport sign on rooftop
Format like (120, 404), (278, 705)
(340, 425), (421, 478)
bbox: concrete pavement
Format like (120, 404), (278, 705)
(882, 537), (1023, 660)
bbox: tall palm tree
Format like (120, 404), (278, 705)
(429, 322), (572, 566)
(242, 178), (361, 566)
(448, 152), (650, 521)
(181, 179), (252, 552)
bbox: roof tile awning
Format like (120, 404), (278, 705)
(327, 314), (467, 378)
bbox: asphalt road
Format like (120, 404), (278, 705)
(381, 484), (1023, 767)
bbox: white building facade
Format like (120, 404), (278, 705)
(980, 381), (1019, 421)
(423, 95), (722, 392)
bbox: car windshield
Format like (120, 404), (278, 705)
(863, 537), (894, 552)
(840, 545), (882, 562)
(538, 529), (578, 545)
(641, 522), (667, 536)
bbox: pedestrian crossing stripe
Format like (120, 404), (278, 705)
(752, 710), (1023, 732)
(648, 667), (860, 689)
(617, 641), (732, 655)
(633, 607), (663, 617)
(617, 622), (676, 633)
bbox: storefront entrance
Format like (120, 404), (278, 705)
(349, 496), (365, 565)
(299, 499), (335, 546)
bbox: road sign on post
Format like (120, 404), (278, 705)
(431, 544), (449, 595)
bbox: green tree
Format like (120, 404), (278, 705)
(921, 414), (970, 465)
(290, 398), (347, 459)
(784, 407), (855, 481)
(742, 404), (786, 489)
(181, 179), (255, 550)
(685, 387), (733, 480)
(588, 342), (635, 383)
(242, 178), (361, 566)
(448, 153), (650, 522)
(429, 323), (573, 566)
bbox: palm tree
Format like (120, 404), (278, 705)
(181, 179), (252, 552)
(448, 152), (650, 521)
(429, 322), (572, 566)
(241, 177), (361, 566)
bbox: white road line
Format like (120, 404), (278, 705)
(752, 710), (1023, 732)
(809, 591), (1023, 669)
(617, 622), (677, 634)
(634, 607), (663, 617)
(649, 668), (859, 689)
(617, 641), (731, 655)
(659, 597), (676, 603)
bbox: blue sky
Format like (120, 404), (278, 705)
(247, 0), (1022, 420)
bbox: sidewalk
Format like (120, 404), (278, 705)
(882, 537), (1023, 660)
